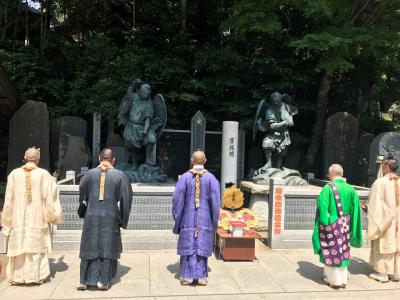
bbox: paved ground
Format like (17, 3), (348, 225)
(0, 247), (399, 300)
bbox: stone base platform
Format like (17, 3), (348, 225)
(54, 183), (177, 251)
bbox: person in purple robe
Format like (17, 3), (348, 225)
(172, 150), (221, 286)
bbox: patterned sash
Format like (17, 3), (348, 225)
(318, 182), (351, 266)
(389, 174), (400, 237)
(188, 168), (208, 208)
(21, 162), (38, 201)
(98, 161), (113, 201)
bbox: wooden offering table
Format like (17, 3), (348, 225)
(215, 228), (261, 261)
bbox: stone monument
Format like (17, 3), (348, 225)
(190, 111), (206, 158)
(117, 79), (168, 183)
(92, 113), (101, 167)
(368, 132), (400, 185)
(252, 92), (306, 186)
(323, 112), (360, 184)
(51, 116), (90, 178)
(7, 100), (50, 173)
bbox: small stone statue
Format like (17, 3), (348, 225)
(252, 92), (306, 185)
(117, 79), (168, 182)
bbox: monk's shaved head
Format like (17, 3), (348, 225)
(24, 147), (40, 164)
(328, 164), (344, 178)
(191, 150), (207, 165)
(384, 159), (399, 172)
(99, 148), (115, 163)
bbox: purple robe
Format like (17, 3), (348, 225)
(172, 170), (220, 258)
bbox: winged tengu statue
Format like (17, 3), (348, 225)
(117, 79), (168, 182)
(253, 91), (298, 171)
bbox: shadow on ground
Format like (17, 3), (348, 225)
(296, 261), (325, 285)
(348, 257), (372, 275)
(49, 256), (69, 278)
(167, 260), (212, 279)
(111, 262), (131, 285)
(296, 256), (373, 286)
(167, 261), (180, 279)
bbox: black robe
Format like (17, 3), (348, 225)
(79, 167), (132, 260)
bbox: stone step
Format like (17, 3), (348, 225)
(52, 230), (178, 251)
(53, 234), (178, 242)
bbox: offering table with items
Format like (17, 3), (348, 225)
(215, 228), (261, 261)
(216, 184), (261, 261)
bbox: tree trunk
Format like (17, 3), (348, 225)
(305, 71), (332, 169)
(132, 0), (135, 29)
(40, 0), (44, 53)
(13, 0), (21, 39)
(24, 0), (29, 45)
(180, 0), (187, 34)
(1, 0), (8, 41)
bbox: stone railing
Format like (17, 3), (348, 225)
(57, 184), (175, 231)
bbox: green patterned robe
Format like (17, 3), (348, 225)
(312, 178), (364, 267)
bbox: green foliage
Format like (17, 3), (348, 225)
(1, 0), (400, 139)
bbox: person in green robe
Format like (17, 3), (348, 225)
(312, 164), (363, 289)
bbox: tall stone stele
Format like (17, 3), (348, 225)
(252, 92), (306, 186)
(190, 111), (206, 161)
(8, 100), (50, 173)
(117, 79), (168, 183)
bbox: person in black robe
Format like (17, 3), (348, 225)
(77, 148), (132, 290)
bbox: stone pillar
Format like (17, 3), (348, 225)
(220, 121), (239, 194)
(267, 178), (285, 249)
(237, 129), (246, 180)
(92, 113), (101, 167)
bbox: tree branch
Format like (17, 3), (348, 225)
(351, 0), (370, 25)
(363, 2), (385, 27)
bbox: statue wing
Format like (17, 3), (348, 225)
(153, 93), (167, 137)
(117, 93), (132, 126)
(253, 99), (268, 142)
(281, 94), (298, 116)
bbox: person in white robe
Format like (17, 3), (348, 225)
(1, 147), (64, 284)
(367, 158), (400, 283)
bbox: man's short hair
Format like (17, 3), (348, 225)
(328, 164), (344, 177)
(191, 150), (206, 165)
(384, 159), (399, 172)
(99, 148), (114, 162)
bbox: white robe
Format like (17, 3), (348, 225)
(1, 165), (64, 283)
(367, 174), (400, 275)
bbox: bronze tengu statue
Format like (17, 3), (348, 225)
(117, 79), (168, 183)
(252, 92), (307, 186)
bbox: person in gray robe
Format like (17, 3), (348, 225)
(77, 148), (132, 290)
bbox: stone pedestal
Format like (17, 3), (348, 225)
(221, 121), (239, 194)
(241, 181), (269, 231)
